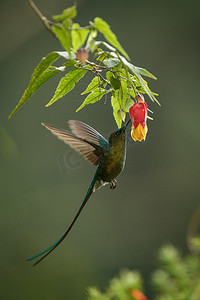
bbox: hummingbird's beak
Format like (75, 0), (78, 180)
(123, 118), (131, 131)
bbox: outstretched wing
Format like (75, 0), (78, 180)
(42, 123), (102, 165)
(68, 120), (109, 149)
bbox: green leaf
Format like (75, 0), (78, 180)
(71, 23), (90, 52)
(93, 18), (130, 60)
(81, 76), (101, 95)
(116, 79), (128, 111)
(112, 53), (160, 105)
(52, 25), (71, 54)
(135, 67), (157, 80)
(63, 60), (77, 69)
(76, 88), (108, 112)
(106, 72), (120, 90)
(9, 52), (61, 119)
(86, 29), (98, 52)
(53, 5), (77, 21)
(111, 95), (122, 128)
(46, 68), (87, 107)
(103, 58), (121, 68)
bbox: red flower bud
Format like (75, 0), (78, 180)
(130, 289), (148, 300)
(129, 94), (148, 142)
(76, 48), (89, 65)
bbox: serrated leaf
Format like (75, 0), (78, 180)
(9, 52), (61, 118)
(104, 58), (121, 68)
(52, 25), (71, 54)
(76, 88), (107, 112)
(46, 68), (87, 107)
(111, 95), (122, 128)
(81, 76), (101, 95)
(71, 23), (90, 52)
(94, 18), (130, 60)
(53, 5), (77, 21)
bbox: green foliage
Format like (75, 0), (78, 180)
(46, 68), (87, 107)
(72, 23), (90, 52)
(77, 88), (108, 112)
(86, 245), (200, 300)
(87, 269), (144, 300)
(9, 1), (159, 128)
(151, 245), (200, 300)
(93, 17), (130, 60)
(9, 52), (61, 119)
(52, 25), (71, 54)
(189, 235), (200, 255)
(52, 5), (77, 21)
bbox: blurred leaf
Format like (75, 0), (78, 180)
(189, 235), (200, 254)
(53, 5), (77, 21)
(87, 287), (109, 300)
(9, 52), (61, 118)
(108, 269), (143, 300)
(104, 58), (121, 68)
(46, 68), (87, 107)
(71, 23), (90, 52)
(81, 76), (101, 95)
(76, 88), (108, 112)
(93, 18), (130, 60)
(52, 25), (71, 54)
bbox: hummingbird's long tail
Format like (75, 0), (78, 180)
(26, 176), (96, 266)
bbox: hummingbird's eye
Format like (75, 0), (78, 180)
(115, 131), (120, 137)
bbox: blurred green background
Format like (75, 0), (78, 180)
(1, 0), (200, 299)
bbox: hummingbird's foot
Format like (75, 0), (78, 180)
(109, 179), (117, 189)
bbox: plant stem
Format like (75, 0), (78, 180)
(27, 0), (56, 38)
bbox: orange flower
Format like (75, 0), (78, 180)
(130, 289), (148, 300)
(129, 94), (148, 142)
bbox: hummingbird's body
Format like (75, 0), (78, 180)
(27, 119), (130, 266)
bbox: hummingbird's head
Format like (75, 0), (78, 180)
(109, 119), (131, 146)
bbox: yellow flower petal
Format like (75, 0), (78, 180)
(131, 124), (148, 142)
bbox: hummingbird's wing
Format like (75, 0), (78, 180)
(68, 120), (109, 149)
(42, 123), (104, 165)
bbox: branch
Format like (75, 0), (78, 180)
(27, 0), (56, 38)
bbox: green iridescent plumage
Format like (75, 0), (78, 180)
(26, 119), (131, 266)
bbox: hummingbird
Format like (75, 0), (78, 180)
(26, 118), (131, 266)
